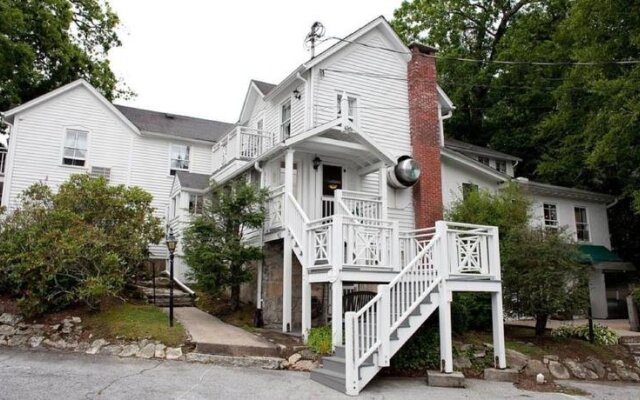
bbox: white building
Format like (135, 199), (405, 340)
(0, 16), (630, 395)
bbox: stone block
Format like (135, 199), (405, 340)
(427, 371), (466, 388)
(484, 368), (519, 382)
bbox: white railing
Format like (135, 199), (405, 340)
(285, 193), (309, 248)
(342, 216), (398, 269)
(212, 127), (276, 171)
(399, 227), (437, 266)
(307, 217), (333, 266)
(335, 190), (383, 221)
(0, 149), (6, 175)
(321, 196), (335, 218)
(443, 222), (500, 278)
(265, 185), (285, 232)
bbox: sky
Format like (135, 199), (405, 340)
(108, 0), (400, 123)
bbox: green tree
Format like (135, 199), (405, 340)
(0, 0), (132, 111)
(0, 174), (163, 316)
(183, 180), (268, 310)
(447, 183), (588, 335)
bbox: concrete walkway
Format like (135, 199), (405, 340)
(507, 318), (640, 338)
(172, 307), (280, 357)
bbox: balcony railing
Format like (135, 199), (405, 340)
(212, 127), (277, 172)
(0, 149), (6, 175)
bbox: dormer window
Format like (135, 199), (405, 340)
(170, 144), (190, 175)
(63, 129), (88, 167)
(337, 93), (357, 124)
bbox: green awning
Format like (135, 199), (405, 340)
(578, 245), (635, 271)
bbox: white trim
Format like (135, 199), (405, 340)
(140, 130), (218, 145)
(441, 148), (510, 182)
(169, 143), (191, 176)
(573, 205), (591, 243)
(60, 126), (90, 168)
(4, 79), (141, 136)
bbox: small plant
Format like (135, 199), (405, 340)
(552, 323), (618, 345)
(307, 325), (332, 354)
(632, 287), (640, 306)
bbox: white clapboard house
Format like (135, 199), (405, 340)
(0, 16), (629, 395)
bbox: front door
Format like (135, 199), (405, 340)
(321, 164), (343, 218)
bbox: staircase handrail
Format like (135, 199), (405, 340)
(285, 193), (310, 253)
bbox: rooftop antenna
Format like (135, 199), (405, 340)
(304, 21), (325, 58)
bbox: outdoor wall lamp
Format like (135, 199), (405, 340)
(165, 229), (178, 327)
(293, 88), (301, 100)
(313, 156), (322, 170)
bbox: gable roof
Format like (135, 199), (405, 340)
(252, 80), (277, 96)
(175, 171), (211, 190)
(3, 79), (141, 135)
(115, 105), (234, 143)
(445, 138), (522, 162)
(441, 147), (511, 182)
(514, 178), (615, 203)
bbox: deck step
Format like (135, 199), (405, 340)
(310, 368), (346, 393)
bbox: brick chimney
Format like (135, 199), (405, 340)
(407, 43), (443, 229)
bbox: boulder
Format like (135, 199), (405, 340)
(299, 349), (316, 360)
(288, 353), (302, 365)
(71, 317), (82, 324)
(43, 339), (67, 350)
(29, 336), (44, 348)
(0, 313), (22, 326)
(524, 360), (548, 377)
(543, 355), (559, 364)
(290, 360), (318, 371)
(7, 335), (28, 347)
(564, 359), (598, 380)
(473, 350), (487, 359)
(454, 356), (472, 369)
(86, 339), (109, 355)
(615, 366), (640, 382)
(119, 344), (139, 357)
(583, 358), (606, 379)
(75, 342), (90, 353)
(506, 349), (529, 371)
(154, 344), (166, 359)
(136, 343), (156, 359)
(0, 325), (16, 336)
(607, 373), (620, 381)
(100, 345), (123, 356)
(166, 347), (183, 360)
(548, 361), (571, 380)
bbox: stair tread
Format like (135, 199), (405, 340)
(323, 356), (374, 367)
(312, 368), (346, 380)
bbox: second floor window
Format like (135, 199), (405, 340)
(189, 193), (204, 214)
(170, 144), (190, 175)
(543, 203), (558, 229)
(574, 207), (590, 242)
(63, 129), (88, 166)
(337, 94), (357, 124)
(281, 101), (291, 140)
(478, 156), (490, 166)
(496, 160), (507, 173)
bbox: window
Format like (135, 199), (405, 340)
(462, 183), (478, 200)
(478, 156), (490, 166)
(543, 204), (558, 229)
(280, 101), (291, 140)
(63, 129), (88, 166)
(170, 144), (190, 175)
(574, 207), (590, 242)
(496, 160), (507, 173)
(188, 193), (204, 215)
(256, 119), (264, 133)
(170, 196), (177, 219)
(336, 93), (357, 124)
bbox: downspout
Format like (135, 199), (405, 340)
(439, 106), (452, 147)
(296, 72), (310, 130)
(254, 161), (265, 311)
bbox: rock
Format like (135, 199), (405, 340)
(281, 360), (290, 369)
(290, 360), (317, 371)
(524, 360), (548, 377)
(71, 317), (82, 324)
(61, 326), (72, 334)
(75, 342), (90, 352)
(51, 324), (61, 332)
(100, 345), (123, 356)
(564, 359), (598, 380)
(288, 353), (302, 365)
(137, 343), (156, 359)
(86, 339), (109, 355)
(29, 336), (44, 348)
(299, 349), (316, 360)
(484, 368), (519, 382)
(154, 344), (166, 359)
(454, 356), (472, 369)
(43, 339), (66, 350)
(612, 359), (625, 368)
(185, 353), (284, 369)
(543, 355), (559, 364)
(473, 350), (486, 359)
(119, 344), (139, 357)
(484, 343), (494, 349)
(583, 358), (606, 379)
(0, 336), (6, 346)
(607, 373), (620, 381)
(506, 349), (529, 371)
(0, 313), (22, 326)
(0, 325), (16, 336)
(615, 366), (640, 382)
(548, 361), (571, 380)
(165, 347), (183, 360)
(460, 344), (473, 352)
(138, 339), (149, 348)
(7, 335), (28, 347)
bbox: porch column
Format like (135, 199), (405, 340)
(331, 279), (343, 350)
(438, 283), (453, 373)
(301, 268), (311, 341)
(491, 290), (507, 369)
(379, 167), (388, 220)
(282, 149), (295, 332)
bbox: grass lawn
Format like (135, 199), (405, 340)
(84, 303), (187, 347)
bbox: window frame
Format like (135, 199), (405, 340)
(280, 99), (292, 140)
(496, 159), (507, 174)
(61, 128), (89, 168)
(188, 192), (204, 215)
(574, 206), (591, 242)
(169, 143), (191, 176)
(477, 156), (491, 166)
(543, 203), (559, 230)
(336, 93), (358, 126)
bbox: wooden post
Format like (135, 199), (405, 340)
(438, 282), (453, 373)
(344, 311), (358, 395)
(491, 290), (507, 369)
(331, 279), (343, 349)
(282, 149), (295, 333)
(378, 285), (391, 366)
(302, 267), (311, 342)
(379, 167), (388, 220)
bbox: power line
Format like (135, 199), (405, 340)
(323, 36), (640, 66)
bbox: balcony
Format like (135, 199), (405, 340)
(212, 126), (278, 173)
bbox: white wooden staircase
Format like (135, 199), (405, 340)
(267, 189), (504, 396)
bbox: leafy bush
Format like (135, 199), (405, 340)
(0, 175), (163, 316)
(551, 324), (618, 346)
(632, 287), (640, 306)
(391, 316), (440, 371)
(307, 325), (332, 354)
(452, 292), (493, 333)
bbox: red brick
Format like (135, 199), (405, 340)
(407, 44), (443, 229)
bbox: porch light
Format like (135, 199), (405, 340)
(313, 156), (322, 170)
(293, 89), (301, 100)
(165, 229), (178, 253)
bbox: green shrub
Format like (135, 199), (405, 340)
(0, 175), (163, 316)
(632, 287), (640, 305)
(391, 316), (440, 371)
(308, 325), (332, 354)
(452, 292), (493, 333)
(551, 324), (618, 345)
